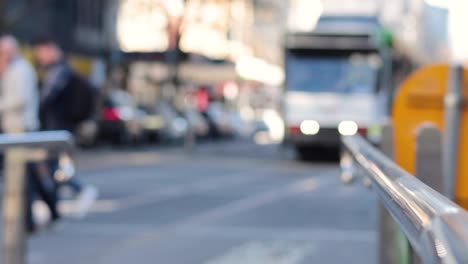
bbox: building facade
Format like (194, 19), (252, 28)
(1, 0), (118, 55)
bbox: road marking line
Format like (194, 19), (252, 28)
(177, 177), (334, 226)
(49, 222), (376, 243)
(204, 240), (315, 264)
(60, 199), (118, 214)
(180, 225), (376, 243)
(90, 168), (296, 212)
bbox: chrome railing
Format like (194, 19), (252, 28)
(0, 131), (74, 151)
(342, 135), (468, 264)
(1, 131), (74, 264)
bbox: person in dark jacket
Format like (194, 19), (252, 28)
(33, 37), (77, 132)
(33, 37), (98, 214)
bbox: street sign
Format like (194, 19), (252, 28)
(392, 64), (468, 209)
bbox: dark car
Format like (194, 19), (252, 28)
(98, 90), (145, 145)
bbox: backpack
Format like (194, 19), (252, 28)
(62, 72), (97, 123)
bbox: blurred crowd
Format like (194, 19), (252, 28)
(0, 35), (97, 233)
(0, 35), (96, 134)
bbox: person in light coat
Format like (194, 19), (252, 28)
(0, 36), (39, 133)
(0, 35), (59, 233)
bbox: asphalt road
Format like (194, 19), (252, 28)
(27, 140), (378, 264)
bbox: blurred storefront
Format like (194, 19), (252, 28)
(116, 0), (183, 53)
(1, 0), (118, 56)
(180, 0), (252, 60)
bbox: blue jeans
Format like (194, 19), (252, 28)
(26, 162), (59, 232)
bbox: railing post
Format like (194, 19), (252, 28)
(184, 91), (196, 154)
(3, 148), (28, 264)
(0, 131), (74, 264)
(185, 120), (195, 154)
(411, 125), (444, 263)
(443, 65), (463, 199)
(416, 124), (443, 193)
(378, 125), (411, 264)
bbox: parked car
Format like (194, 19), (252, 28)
(157, 102), (188, 142)
(205, 102), (234, 138)
(98, 90), (145, 145)
(138, 105), (166, 142)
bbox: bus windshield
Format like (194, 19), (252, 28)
(286, 53), (380, 94)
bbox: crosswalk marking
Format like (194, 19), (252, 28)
(204, 241), (315, 264)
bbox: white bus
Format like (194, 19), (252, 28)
(283, 16), (390, 158)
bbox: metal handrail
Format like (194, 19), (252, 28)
(342, 135), (468, 264)
(0, 131), (74, 151)
(1, 130), (75, 264)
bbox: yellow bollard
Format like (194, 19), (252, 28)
(392, 64), (468, 209)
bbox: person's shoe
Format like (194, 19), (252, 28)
(73, 185), (98, 219)
(26, 224), (37, 236)
(51, 211), (61, 222)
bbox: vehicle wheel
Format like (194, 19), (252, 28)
(130, 133), (145, 146)
(296, 146), (339, 162)
(113, 131), (131, 145)
(146, 131), (161, 143)
(295, 146), (315, 161)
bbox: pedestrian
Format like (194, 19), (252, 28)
(0, 36), (39, 133)
(0, 35), (60, 232)
(32, 36), (97, 216)
(33, 36), (96, 132)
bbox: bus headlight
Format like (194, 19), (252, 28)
(300, 120), (320, 135)
(338, 121), (358, 136)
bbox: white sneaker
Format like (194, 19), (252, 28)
(73, 185), (99, 219)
